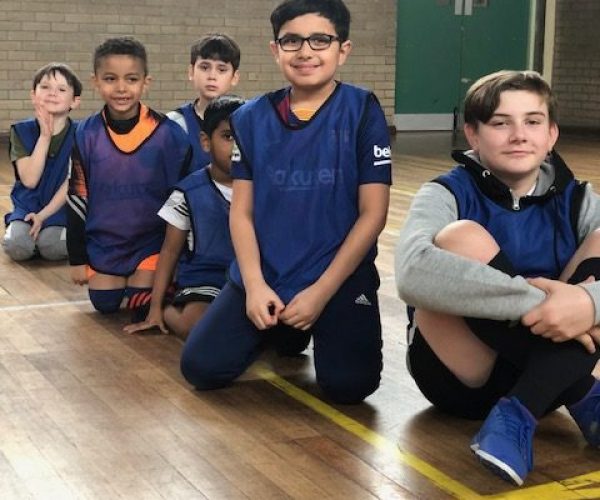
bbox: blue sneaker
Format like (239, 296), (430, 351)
(568, 381), (600, 447)
(470, 397), (536, 486)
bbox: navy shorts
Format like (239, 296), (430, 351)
(407, 327), (520, 420)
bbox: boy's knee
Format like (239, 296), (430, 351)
(89, 288), (125, 314)
(36, 236), (67, 261)
(317, 370), (381, 405)
(577, 228), (600, 258)
(2, 234), (35, 261)
(434, 220), (498, 262)
(180, 348), (235, 390)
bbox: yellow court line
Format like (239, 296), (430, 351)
(488, 470), (600, 500)
(252, 363), (482, 499)
(252, 363), (600, 500)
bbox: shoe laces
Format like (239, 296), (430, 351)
(501, 403), (533, 466)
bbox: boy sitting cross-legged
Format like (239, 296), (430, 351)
(396, 70), (600, 486)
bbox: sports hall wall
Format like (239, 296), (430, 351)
(0, 0), (396, 134)
(552, 0), (600, 132)
(1, 0), (597, 135)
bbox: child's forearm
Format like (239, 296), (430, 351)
(35, 179), (68, 222)
(230, 180), (265, 289)
(151, 227), (186, 308)
(15, 135), (52, 188)
(231, 212), (264, 289)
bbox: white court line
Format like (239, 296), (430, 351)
(0, 299), (90, 312)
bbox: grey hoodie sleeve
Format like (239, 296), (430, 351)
(574, 183), (600, 324)
(395, 182), (546, 320)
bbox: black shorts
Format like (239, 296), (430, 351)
(171, 285), (221, 306)
(407, 327), (520, 420)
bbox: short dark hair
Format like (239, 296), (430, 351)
(464, 70), (557, 127)
(202, 95), (245, 137)
(190, 33), (241, 71)
(33, 62), (82, 97)
(94, 37), (148, 75)
(270, 0), (351, 41)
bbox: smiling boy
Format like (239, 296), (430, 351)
(396, 70), (600, 486)
(181, 0), (392, 404)
(67, 37), (191, 321)
(4, 63), (81, 261)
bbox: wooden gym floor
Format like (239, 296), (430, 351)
(1, 132), (600, 499)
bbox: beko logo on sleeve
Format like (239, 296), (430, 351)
(373, 145), (392, 166)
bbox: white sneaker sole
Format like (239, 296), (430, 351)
(473, 448), (524, 486)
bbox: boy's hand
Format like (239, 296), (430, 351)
(123, 307), (168, 335)
(24, 212), (44, 240)
(70, 265), (88, 285)
(523, 277), (596, 343)
(34, 101), (54, 138)
(245, 282), (284, 330)
(280, 283), (328, 331)
(574, 327), (600, 354)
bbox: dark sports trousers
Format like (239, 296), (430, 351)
(408, 255), (600, 420)
(181, 263), (383, 404)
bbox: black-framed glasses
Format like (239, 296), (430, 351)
(275, 34), (341, 52)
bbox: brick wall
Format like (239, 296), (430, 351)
(0, 0), (396, 134)
(552, 0), (600, 131)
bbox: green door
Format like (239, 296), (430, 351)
(395, 0), (534, 131)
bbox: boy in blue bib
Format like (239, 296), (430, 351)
(4, 63), (82, 261)
(167, 34), (241, 172)
(124, 95), (244, 339)
(397, 70), (600, 486)
(67, 37), (191, 321)
(181, 0), (392, 404)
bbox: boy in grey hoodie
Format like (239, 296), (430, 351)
(396, 70), (600, 487)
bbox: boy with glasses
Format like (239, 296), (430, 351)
(181, 0), (392, 404)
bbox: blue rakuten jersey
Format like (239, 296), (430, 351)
(229, 82), (392, 302)
(6, 118), (76, 227)
(175, 168), (234, 288)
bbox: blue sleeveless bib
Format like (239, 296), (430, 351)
(175, 168), (234, 287)
(6, 118), (75, 227)
(437, 166), (579, 278)
(75, 112), (189, 275)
